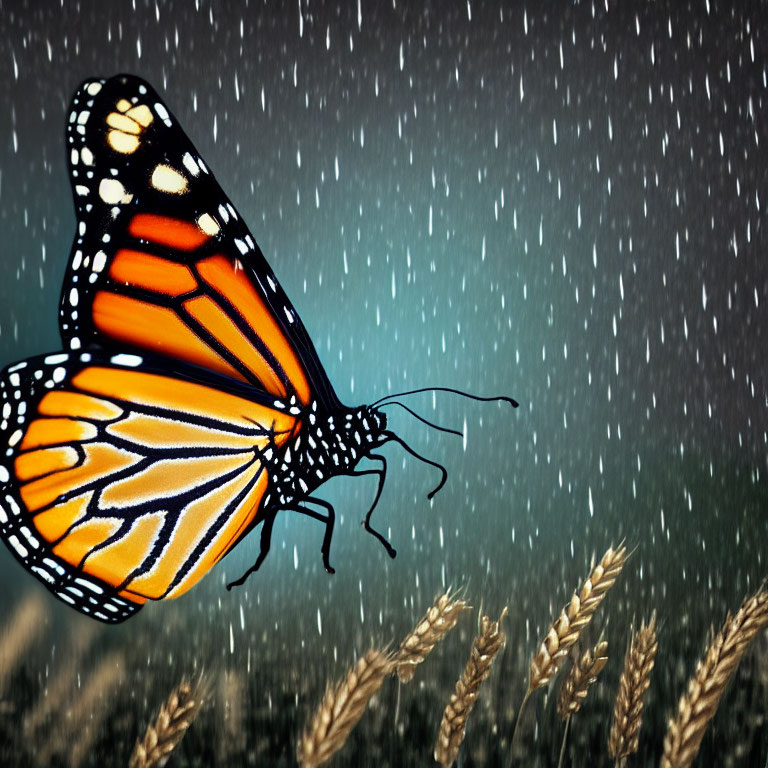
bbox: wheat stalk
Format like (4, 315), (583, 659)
(557, 640), (609, 719)
(129, 676), (207, 768)
(434, 607), (507, 767)
(661, 584), (768, 768)
(609, 613), (658, 767)
(528, 543), (628, 694)
(298, 649), (393, 768)
(395, 589), (470, 683)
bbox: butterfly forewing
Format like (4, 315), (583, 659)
(60, 75), (339, 409)
(0, 351), (296, 622)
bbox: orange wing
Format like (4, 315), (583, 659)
(59, 75), (340, 409)
(0, 351), (296, 623)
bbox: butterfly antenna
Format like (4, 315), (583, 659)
(383, 430), (447, 499)
(371, 386), (518, 409)
(378, 401), (463, 437)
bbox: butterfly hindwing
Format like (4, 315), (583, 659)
(60, 74), (338, 409)
(0, 350), (297, 623)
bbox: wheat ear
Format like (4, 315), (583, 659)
(129, 676), (207, 768)
(434, 607), (507, 767)
(661, 584), (768, 768)
(529, 543), (628, 694)
(298, 649), (393, 768)
(511, 542), (628, 754)
(556, 641), (609, 768)
(557, 640), (609, 719)
(608, 612), (658, 767)
(395, 589), (470, 683)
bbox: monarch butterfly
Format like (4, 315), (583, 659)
(0, 75), (517, 623)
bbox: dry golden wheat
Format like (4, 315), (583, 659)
(36, 651), (125, 766)
(608, 613), (658, 767)
(129, 676), (207, 768)
(434, 607), (507, 768)
(0, 593), (46, 694)
(395, 589), (470, 683)
(298, 649), (393, 768)
(661, 584), (768, 768)
(528, 542), (628, 695)
(557, 640), (609, 719)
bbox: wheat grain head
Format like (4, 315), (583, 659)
(434, 606), (507, 768)
(129, 675), (208, 768)
(557, 640), (609, 719)
(298, 649), (393, 768)
(661, 584), (768, 768)
(608, 612), (658, 767)
(395, 589), (470, 683)
(528, 542), (628, 695)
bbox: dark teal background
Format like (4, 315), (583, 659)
(0, 2), (766, 765)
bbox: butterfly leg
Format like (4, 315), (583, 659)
(349, 454), (397, 559)
(226, 508), (278, 589)
(289, 498), (337, 574)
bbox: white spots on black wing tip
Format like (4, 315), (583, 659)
(81, 146), (94, 166)
(0, 465), (8, 484)
(75, 184), (89, 197)
(8, 535), (28, 559)
(71, 148), (79, 165)
(182, 152), (201, 177)
(19, 525), (39, 549)
(52, 367), (66, 384)
(245, 235), (255, 249)
(79, 352), (92, 363)
(197, 213), (220, 236)
(43, 557), (65, 576)
(77, 110), (90, 125)
(151, 164), (188, 194)
(234, 238), (248, 255)
(284, 307), (295, 324)
(227, 203), (237, 219)
(31, 565), (55, 584)
(273, 400), (285, 409)
(98, 178), (132, 205)
(154, 101), (172, 127)
(44, 353), (68, 365)
(198, 158), (209, 174)
(75, 576), (104, 594)
(7, 362), (28, 373)
(218, 204), (230, 223)
(92, 251), (107, 273)
(289, 406), (301, 415)
(78, 221), (86, 237)
(111, 353), (143, 368)
(70, 337), (82, 351)
(86, 81), (103, 96)
(8, 373), (20, 388)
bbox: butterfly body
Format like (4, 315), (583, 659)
(0, 75), (515, 623)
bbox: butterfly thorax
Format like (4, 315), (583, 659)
(264, 403), (388, 507)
